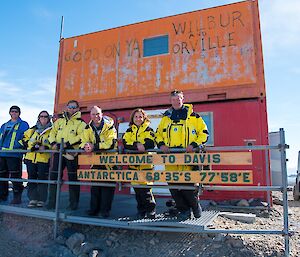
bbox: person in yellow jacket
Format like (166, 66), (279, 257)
(46, 100), (86, 210)
(156, 90), (209, 219)
(21, 111), (52, 208)
(123, 108), (156, 219)
(81, 106), (117, 218)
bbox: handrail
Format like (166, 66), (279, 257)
(0, 129), (291, 256)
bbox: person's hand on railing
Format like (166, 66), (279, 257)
(136, 143), (145, 153)
(31, 143), (41, 152)
(159, 145), (170, 153)
(186, 145), (195, 153)
(51, 143), (58, 150)
(84, 142), (94, 153)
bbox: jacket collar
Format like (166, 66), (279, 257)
(163, 104), (193, 118)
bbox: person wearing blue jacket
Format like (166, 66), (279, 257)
(0, 105), (29, 204)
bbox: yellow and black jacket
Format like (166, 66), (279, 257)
(156, 104), (209, 171)
(21, 125), (52, 163)
(80, 116), (117, 150)
(48, 111), (86, 149)
(123, 120), (155, 167)
(123, 120), (155, 185)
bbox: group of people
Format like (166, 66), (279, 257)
(0, 90), (209, 220)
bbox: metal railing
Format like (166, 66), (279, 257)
(0, 128), (291, 256)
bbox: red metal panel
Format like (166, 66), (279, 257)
(75, 98), (268, 201)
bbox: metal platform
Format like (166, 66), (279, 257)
(120, 211), (219, 229)
(0, 204), (219, 232)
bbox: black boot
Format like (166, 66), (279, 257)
(192, 203), (202, 218)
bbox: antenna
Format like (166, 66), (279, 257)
(59, 16), (64, 41)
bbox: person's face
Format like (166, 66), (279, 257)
(90, 108), (103, 124)
(10, 109), (20, 120)
(66, 102), (79, 115)
(133, 111), (144, 126)
(170, 93), (184, 110)
(39, 112), (50, 126)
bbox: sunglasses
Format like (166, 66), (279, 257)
(170, 90), (183, 96)
(39, 115), (49, 118)
(10, 110), (19, 113)
(67, 105), (78, 109)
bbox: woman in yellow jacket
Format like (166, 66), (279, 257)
(123, 108), (156, 219)
(21, 111), (52, 208)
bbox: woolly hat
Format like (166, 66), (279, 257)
(9, 105), (21, 114)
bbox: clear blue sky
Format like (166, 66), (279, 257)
(0, 0), (299, 174)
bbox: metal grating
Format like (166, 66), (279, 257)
(124, 210), (219, 229)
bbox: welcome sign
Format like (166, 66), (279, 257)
(78, 152), (253, 184)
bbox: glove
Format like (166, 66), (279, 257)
(31, 144), (40, 152)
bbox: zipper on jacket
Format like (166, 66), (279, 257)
(33, 134), (40, 163)
(185, 120), (189, 147)
(136, 126), (140, 142)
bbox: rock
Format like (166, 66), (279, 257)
(47, 245), (76, 257)
(80, 242), (97, 254)
(72, 246), (81, 256)
(236, 199), (249, 207)
(226, 237), (244, 248)
(55, 235), (67, 245)
(149, 238), (156, 245)
(248, 198), (268, 207)
(78, 254), (89, 257)
(66, 233), (85, 251)
(261, 201), (269, 207)
(273, 198), (283, 206)
(108, 234), (116, 241)
(106, 239), (113, 247)
(110, 231), (118, 237)
(221, 212), (256, 223)
(213, 234), (226, 242)
(89, 250), (100, 257)
(211, 243), (223, 249)
(88, 248), (107, 257)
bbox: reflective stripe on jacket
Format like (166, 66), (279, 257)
(156, 104), (208, 148)
(0, 118), (29, 158)
(156, 104), (209, 172)
(48, 111), (86, 149)
(22, 126), (52, 163)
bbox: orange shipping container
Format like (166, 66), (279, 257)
(55, 0), (265, 112)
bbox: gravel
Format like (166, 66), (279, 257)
(0, 191), (299, 257)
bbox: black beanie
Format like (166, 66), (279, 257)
(9, 105), (21, 114)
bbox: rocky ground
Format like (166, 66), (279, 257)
(0, 191), (299, 257)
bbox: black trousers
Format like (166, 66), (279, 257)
(169, 183), (200, 215)
(0, 157), (23, 198)
(48, 153), (80, 207)
(89, 165), (115, 215)
(26, 160), (49, 202)
(133, 187), (156, 214)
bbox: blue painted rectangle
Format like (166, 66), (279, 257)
(143, 35), (169, 57)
